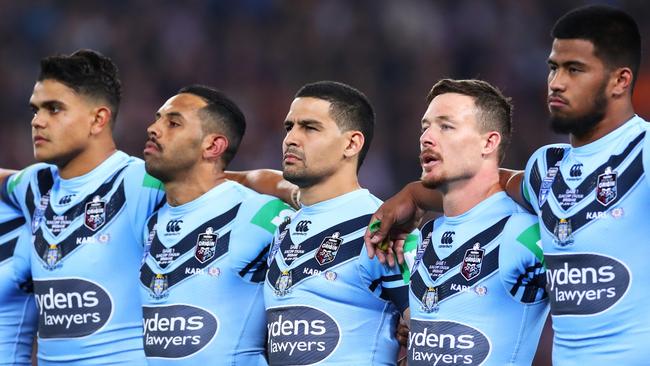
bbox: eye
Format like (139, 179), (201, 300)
(568, 66), (581, 74)
(48, 105), (61, 114)
(169, 120), (180, 128)
(440, 124), (453, 131)
(284, 123), (293, 132)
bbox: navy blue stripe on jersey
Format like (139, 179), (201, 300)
(548, 133), (644, 209)
(279, 214), (372, 265)
(0, 217), (25, 234)
(0, 237), (19, 264)
(33, 182), (127, 265)
(267, 236), (365, 293)
(140, 231), (231, 292)
(36, 168), (54, 196)
(420, 216), (509, 282)
(411, 246), (500, 307)
(369, 274), (403, 291)
(147, 203), (241, 269)
(529, 147), (566, 198)
(240, 245), (270, 282)
(540, 150), (643, 235)
(379, 285), (409, 313)
(510, 262), (547, 303)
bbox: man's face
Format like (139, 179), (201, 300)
(144, 93), (207, 183)
(547, 39), (610, 137)
(29, 79), (97, 166)
(419, 93), (485, 189)
(282, 97), (349, 188)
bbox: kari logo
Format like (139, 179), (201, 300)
(545, 253), (631, 316)
(266, 306), (340, 365)
(143, 305), (218, 359)
(34, 278), (113, 338)
(408, 319), (491, 366)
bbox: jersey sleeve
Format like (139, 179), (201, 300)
(1, 164), (49, 215)
(400, 231), (420, 283)
(122, 163), (165, 246)
(359, 238), (412, 314)
(230, 195), (294, 283)
(499, 213), (547, 304)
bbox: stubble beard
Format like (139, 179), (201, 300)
(549, 79), (608, 139)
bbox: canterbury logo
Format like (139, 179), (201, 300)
(166, 220), (183, 233)
(570, 163), (583, 177)
(441, 231), (455, 245)
(295, 220), (311, 233)
(58, 195), (74, 205)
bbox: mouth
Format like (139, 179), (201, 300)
(33, 135), (48, 146)
(143, 140), (161, 155)
(283, 150), (302, 164)
(548, 95), (569, 109)
(420, 151), (441, 171)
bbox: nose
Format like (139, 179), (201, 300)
(283, 126), (299, 149)
(31, 110), (46, 129)
(548, 69), (566, 94)
(420, 126), (436, 150)
(147, 119), (161, 139)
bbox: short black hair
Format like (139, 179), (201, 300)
(295, 81), (375, 170)
(552, 5), (641, 88)
(177, 84), (246, 167)
(38, 49), (122, 126)
(427, 79), (513, 164)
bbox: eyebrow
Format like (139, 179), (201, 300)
(422, 115), (454, 125)
(155, 111), (185, 120)
(284, 119), (324, 127)
(547, 59), (587, 68)
(29, 100), (64, 109)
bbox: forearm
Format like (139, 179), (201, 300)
(403, 181), (443, 212)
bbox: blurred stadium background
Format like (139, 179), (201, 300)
(1, 1), (648, 364)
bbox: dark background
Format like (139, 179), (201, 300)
(1, 1), (649, 364)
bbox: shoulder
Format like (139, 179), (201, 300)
(526, 143), (571, 170)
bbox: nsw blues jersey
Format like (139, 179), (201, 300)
(523, 116), (650, 365)
(264, 189), (413, 366)
(2, 151), (165, 365)
(0, 200), (36, 365)
(140, 180), (293, 365)
(408, 192), (548, 366)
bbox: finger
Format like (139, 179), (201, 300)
(394, 237), (406, 265)
(385, 244), (396, 267)
(364, 214), (383, 258)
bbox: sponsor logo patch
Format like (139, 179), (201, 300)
(143, 304), (218, 359)
(460, 243), (484, 281)
(195, 227), (218, 263)
(408, 319), (491, 366)
(596, 167), (617, 206)
(34, 278), (113, 338)
(266, 306), (340, 365)
(545, 253), (631, 316)
(314, 232), (342, 266)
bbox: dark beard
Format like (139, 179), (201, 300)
(282, 170), (320, 189)
(549, 81), (607, 139)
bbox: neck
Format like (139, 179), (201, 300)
(58, 140), (117, 179)
(164, 165), (227, 206)
(298, 167), (360, 206)
(570, 102), (635, 147)
(441, 166), (501, 217)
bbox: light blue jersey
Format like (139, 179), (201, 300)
(0, 200), (36, 365)
(264, 189), (412, 366)
(140, 180), (293, 365)
(522, 116), (650, 365)
(2, 151), (164, 365)
(407, 192), (548, 366)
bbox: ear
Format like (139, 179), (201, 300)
(343, 131), (365, 160)
(90, 107), (112, 135)
(203, 133), (229, 161)
(481, 131), (501, 157)
(611, 67), (633, 97)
